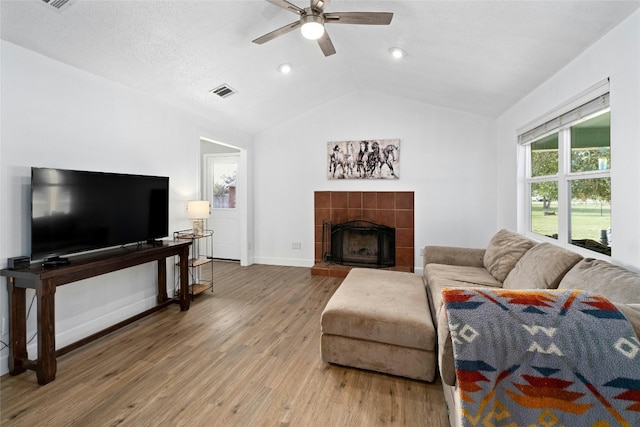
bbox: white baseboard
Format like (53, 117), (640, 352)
(0, 295), (159, 378)
(0, 354), (7, 377)
(252, 257), (314, 268)
(54, 296), (158, 349)
(254, 257), (422, 275)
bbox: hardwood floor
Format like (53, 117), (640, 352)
(1, 262), (450, 426)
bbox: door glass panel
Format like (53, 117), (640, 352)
(212, 163), (237, 209)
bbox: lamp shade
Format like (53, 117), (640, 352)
(187, 200), (210, 219)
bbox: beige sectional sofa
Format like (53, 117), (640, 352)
(423, 229), (640, 427)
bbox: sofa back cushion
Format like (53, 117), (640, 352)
(483, 229), (536, 282)
(503, 243), (583, 290)
(616, 303), (640, 337)
(559, 258), (640, 303)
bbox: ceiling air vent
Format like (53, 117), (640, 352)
(41, 0), (75, 11)
(42, 0), (75, 10)
(210, 84), (238, 99)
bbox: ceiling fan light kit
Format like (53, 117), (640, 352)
(253, 0), (393, 56)
(301, 13), (325, 39)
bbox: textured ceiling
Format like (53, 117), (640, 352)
(2, 0), (638, 134)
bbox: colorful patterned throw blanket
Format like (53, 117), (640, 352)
(443, 288), (640, 427)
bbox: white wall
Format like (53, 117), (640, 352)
(0, 41), (253, 375)
(496, 10), (640, 270)
(8, 8), (638, 379)
(253, 90), (498, 269)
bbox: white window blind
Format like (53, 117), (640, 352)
(517, 78), (610, 145)
(518, 92), (610, 145)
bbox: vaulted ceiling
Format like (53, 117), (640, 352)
(2, 0), (638, 134)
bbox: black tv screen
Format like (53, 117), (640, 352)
(31, 167), (169, 261)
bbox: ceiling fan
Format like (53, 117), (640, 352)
(252, 0), (394, 57)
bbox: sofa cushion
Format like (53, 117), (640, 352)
(503, 243), (583, 290)
(559, 258), (640, 303)
(425, 264), (504, 287)
(424, 264), (502, 323)
(483, 229), (536, 282)
(616, 303), (640, 337)
(437, 306), (456, 386)
(320, 335), (435, 382)
(423, 245), (485, 268)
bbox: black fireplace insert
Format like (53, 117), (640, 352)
(327, 220), (395, 268)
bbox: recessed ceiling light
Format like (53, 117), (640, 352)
(278, 63), (292, 74)
(390, 47), (406, 59)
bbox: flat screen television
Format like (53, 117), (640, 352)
(31, 167), (169, 262)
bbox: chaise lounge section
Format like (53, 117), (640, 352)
(320, 268), (436, 381)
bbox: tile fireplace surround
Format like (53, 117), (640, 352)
(312, 191), (414, 277)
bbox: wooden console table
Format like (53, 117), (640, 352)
(0, 240), (191, 385)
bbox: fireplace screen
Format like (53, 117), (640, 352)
(329, 220), (395, 268)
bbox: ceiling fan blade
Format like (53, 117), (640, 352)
(317, 31), (336, 57)
(324, 12), (393, 25)
(252, 20), (302, 44)
(266, 0), (304, 15)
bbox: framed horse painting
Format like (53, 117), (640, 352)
(327, 139), (400, 180)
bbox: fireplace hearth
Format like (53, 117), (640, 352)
(326, 220), (395, 268)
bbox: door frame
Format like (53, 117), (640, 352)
(204, 152), (240, 261)
(200, 137), (249, 266)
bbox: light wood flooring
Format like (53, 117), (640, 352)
(1, 262), (450, 426)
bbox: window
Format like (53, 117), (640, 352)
(211, 161), (237, 209)
(520, 90), (610, 256)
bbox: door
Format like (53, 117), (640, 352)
(205, 154), (241, 260)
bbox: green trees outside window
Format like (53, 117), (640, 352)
(528, 111), (610, 255)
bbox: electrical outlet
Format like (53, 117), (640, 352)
(292, 242), (301, 250)
(420, 248), (425, 256)
(1, 317), (6, 336)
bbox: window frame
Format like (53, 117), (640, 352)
(519, 84), (611, 258)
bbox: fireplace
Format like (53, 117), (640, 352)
(327, 220), (395, 268)
(313, 191), (414, 277)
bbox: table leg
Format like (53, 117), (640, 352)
(157, 259), (168, 304)
(36, 279), (56, 385)
(7, 277), (26, 375)
(179, 245), (190, 311)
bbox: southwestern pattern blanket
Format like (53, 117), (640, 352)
(443, 288), (640, 427)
